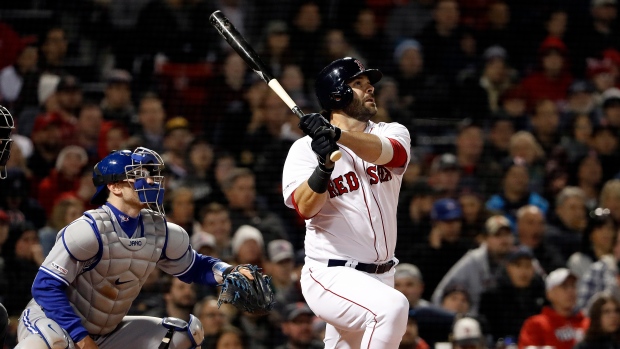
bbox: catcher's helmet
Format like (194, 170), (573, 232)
(92, 147), (166, 214)
(315, 57), (383, 110)
(0, 106), (15, 179)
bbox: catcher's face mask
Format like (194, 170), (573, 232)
(0, 106), (15, 179)
(126, 147), (166, 215)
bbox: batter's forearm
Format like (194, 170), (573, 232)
(337, 131), (383, 163)
(294, 182), (328, 218)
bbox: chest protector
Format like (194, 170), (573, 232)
(66, 207), (167, 335)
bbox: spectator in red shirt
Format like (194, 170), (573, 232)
(518, 268), (590, 349)
(521, 36), (574, 107)
(37, 145), (87, 217)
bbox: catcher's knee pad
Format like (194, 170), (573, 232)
(16, 318), (74, 349)
(187, 314), (204, 348)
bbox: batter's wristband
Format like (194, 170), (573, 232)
(308, 164), (333, 193)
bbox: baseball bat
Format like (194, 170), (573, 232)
(209, 10), (341, 162)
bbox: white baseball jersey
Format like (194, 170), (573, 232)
(282, 121), (410, 264)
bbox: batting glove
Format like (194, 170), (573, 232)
(311, 127), (339, 169)
(299, 113), (341, 141)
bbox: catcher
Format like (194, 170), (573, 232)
(14, 147), (274, 349)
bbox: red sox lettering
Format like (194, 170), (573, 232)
(327, 166), (394, 198)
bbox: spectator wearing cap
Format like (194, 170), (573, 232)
(519, 268), (589, 349)
(520, 36), (574, 107)
(27, 112), (65, 179)
(231, 224), (265, 268)
(191, 232), (216, 259)
(601, 87), (620, 129)
(199, 203), (233, 262)
(440, 284), (472, 315)
(486, 157), (549, 229)
(498, 85), (528, 130)
(266, 240), (302, 310)
(395, 263), (431, 309)
(562, 81), (596, 122)
(482, 116), (515, 169)
(577, 228), (620, 310)
(55, 75), (82, 121)
(390, 38), (452, 124)
(276, 302), (323, 349)
(479, 246), (546, 342)
(432, 215), (515, 314)
(101, 69), (135, 126)
(161, 116), (194, 186)
(428, 153), (461, 198)
(457, 45), (513, 119)
(516, 205), (565, 274)
(410, 198), (470, 300)
(259, 20), (295, 79)
(222, 167), (288, 244)
(37, 145), (88, 217)
(132, 93), (166, 154)
(408, 306), (456, 347)
(572, 0), (619, 77)
(547, 187), (589, 261)
(568, 208), (616, 278)
(451, 317), (485, 349)
(396, 180), (438, 257)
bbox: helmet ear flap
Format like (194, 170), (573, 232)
(329, 84), (353, 110)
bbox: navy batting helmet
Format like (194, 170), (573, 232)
(92, 147), (165, 214)
(315, 57), (383, 110)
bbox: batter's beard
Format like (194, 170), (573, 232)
(343, 95), (377, 122)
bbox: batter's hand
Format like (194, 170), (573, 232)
(76, 336), (99, 349)
(299, 113), (341, 141)
(311, 127), (339, 169)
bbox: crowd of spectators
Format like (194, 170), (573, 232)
(3, 0), (620, 348)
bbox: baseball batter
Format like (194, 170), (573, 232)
(282, 57), (411, 349)
(14, 147), (253, 349)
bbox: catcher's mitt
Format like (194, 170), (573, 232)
(217, 265), (275, 315)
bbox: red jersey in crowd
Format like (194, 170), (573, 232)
(518, 306), (589, 349)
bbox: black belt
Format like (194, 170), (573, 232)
(327, 259), (395, 274)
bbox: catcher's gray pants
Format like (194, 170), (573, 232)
(16, 302), (196, 349)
